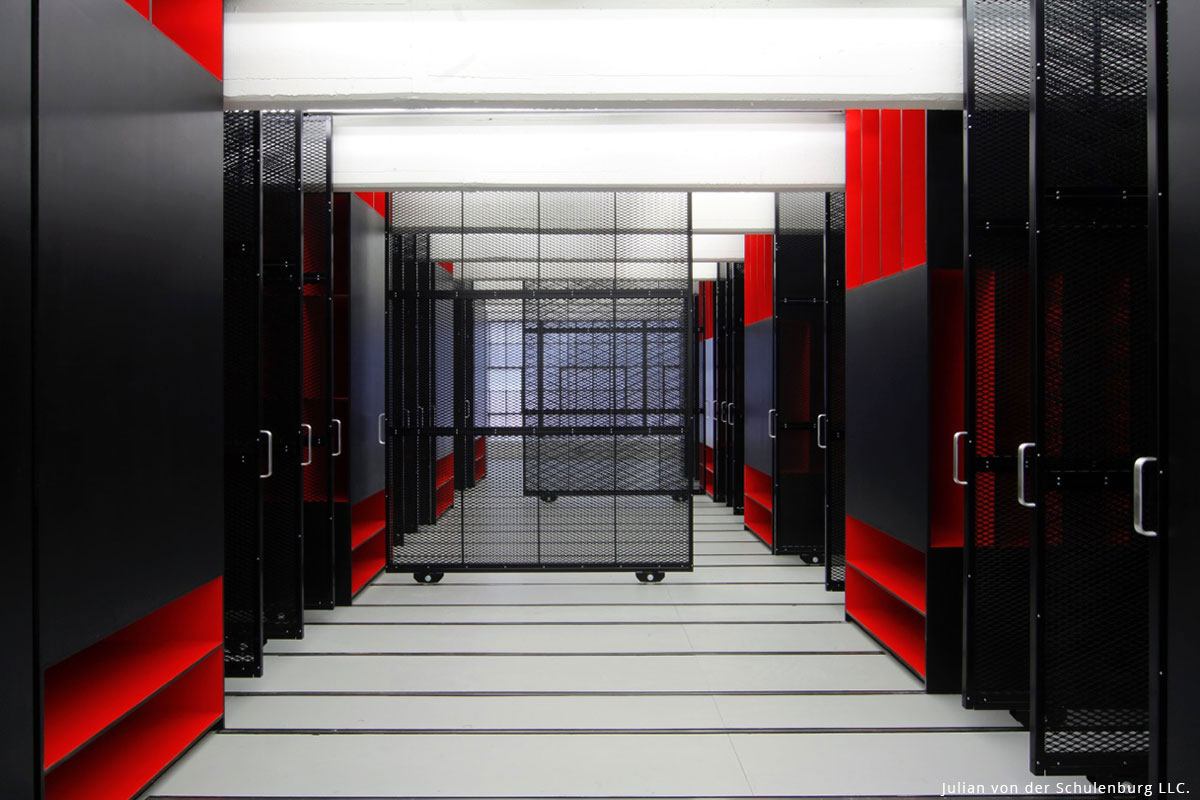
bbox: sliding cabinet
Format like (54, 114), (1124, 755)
(823, 193), (847, 590)
(961, 0), (1035, 713)
(773, 194), (829, 563)
(742, 236), (775, 548)
(17, 0), (226, 795)
(333, 192), (389, 603)
(714, 262), (745, 512)
(1151, 0), (1200, 786)
(1027, 0), (1153, 778)
(301, 115), (336, 610)
(693, 284), (712, 495)
(224, 110), (306, 658)
(843, 110), (964, 693)
(385, 190), (693, 578)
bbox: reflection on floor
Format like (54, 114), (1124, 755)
(145, 496), (1086, 798)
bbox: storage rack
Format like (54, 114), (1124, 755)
(383, 190), (694, 576)
(823, 192), (847, 591)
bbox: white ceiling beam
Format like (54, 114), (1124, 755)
(332, 112), (844, 190)
(224, 1), (963, 110)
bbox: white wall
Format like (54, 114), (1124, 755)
(332, 112), (843, 190)
(225, 0), (963, 110)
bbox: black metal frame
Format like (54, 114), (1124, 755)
(712, 261), (745, 511)
(961, 0), (1036, 713)
(824, 192), (847, 591)
(1029, 0), (1152, 777)
(383, 191), (694, 573)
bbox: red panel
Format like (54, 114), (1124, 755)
(152, 0), (223, 80)
(846, 569), (926, 678)
(699, 281), (715, 340)
(930, 269), (966, 548)
(743, 234), (774, 325)
(880, 109), (903, 277)
(474, 436), (487, 481)
(901, 110), (927, 269)
(45, 651), (223, 800)
(351, 490), (387, 550)
(42, 579), (222, 771)
(845, 110), (863, 290)
(126, 0), (150, 19)
(864, 109), (883, 284)
(438, 261), (455, 275)
(846, 516), (926, 613)
(704, 445), (715, 497)
(435, 453), (455, 519)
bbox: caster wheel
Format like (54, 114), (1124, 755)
(414, 570), (444, 584)
(635, 570), (666, 583)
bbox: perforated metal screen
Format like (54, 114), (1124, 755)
(385, 191), (693, 570)
(823, 193), (846, 591)
(963, 0), (1035, 711)
(1032, 0), (1152, 777)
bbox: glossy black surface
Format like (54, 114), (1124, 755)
(36, 0), (223, 666)
(845, 264), (930, 553)
(1, 0), (37, 792)
(743, 318), (773, 475)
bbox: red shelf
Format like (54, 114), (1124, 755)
(846, 515), (926, 614)
(846, 568), (926, 678)
(744, 500), (773, 546)
(42, 579), (222, 770)
(350, 528), (386, 597)
(44, 651), (223, 800)
(351, 491), (386, 550)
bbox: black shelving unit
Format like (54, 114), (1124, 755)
(714, 261), (745, 512)
(301, 114), (336, 610)
(961, 0), (1036, 713)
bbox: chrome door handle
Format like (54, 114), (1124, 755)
(1133, 456), (1158, 537)
(301, 424), (313, 466)
(260, 430), (273, 479)
(720, 401), (727, 424)
(953, 431), (968, 486)
(332, 418), (343, 456)
(816, 414), (828, 450)
(768, 409), (777, 440)
(464, 399), (472, 422)
(1017, 442), (1036, 508)
(417, 405), (425, 428)
(727, 403), (735, 425)
(378, 413), (387, 445)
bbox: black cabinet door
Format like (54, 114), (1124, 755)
(729, 263), (745, 513)
(824, 193), (847, 590)
(1028, 0), (1152, 776)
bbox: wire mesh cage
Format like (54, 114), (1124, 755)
(384, 191), (693, 571)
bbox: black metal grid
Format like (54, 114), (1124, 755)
(963, 0), (1035, 711)
(824, 192), (846, 591)
(1031, 0), (1152, 776)
(260, 111), (305, 638)
(222, 111), (264, 677)
(385, 191), (693, 570)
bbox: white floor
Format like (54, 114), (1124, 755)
(145, 497), (1085, 798)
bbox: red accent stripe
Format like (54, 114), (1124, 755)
(351, 490), (387, 551)
(126, 0), (150, 19)
(880, 109), (903, 277)
(901, 110), (927, 270)
(860, 110), (882, 284)
(845, 110), (863, 290)
(151, 0), (223, 79)
(435, 452), (455, 518)
(743, 465), (773, 545)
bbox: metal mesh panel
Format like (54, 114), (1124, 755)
(259, 111), (304, 638)
(1032, 0), (1151, 776)
(222, 111), (264, 677)
(963, 0), (1036, 710)
(824, 192), (846, 590)
(385, 191), (692, 570)
(778, 192), (826, 235)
